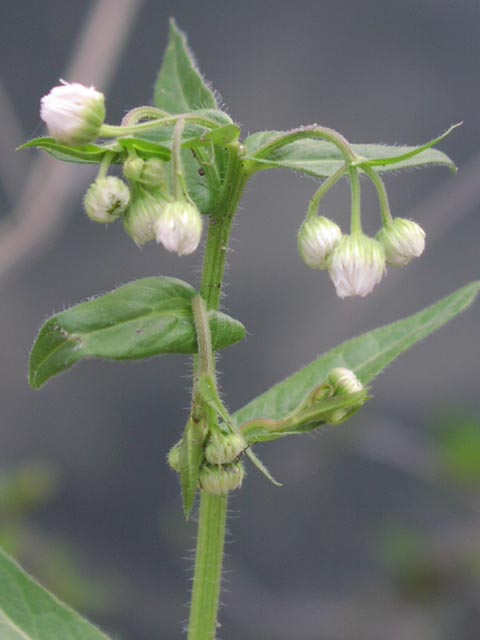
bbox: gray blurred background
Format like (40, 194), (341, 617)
(1, 1), (480, 639)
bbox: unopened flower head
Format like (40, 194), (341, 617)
(84, 177), (130, 223)
(155, 201), (203, 256)
(123, 157), (167, 189)
(205, 431), (246, 465)
(327, 368), (364, 395)
(376, 217), (425, 267)
(123, 188), (168, 246)
(298, 216), (342, 269)
(167, 440), (182, 473)
(40, 81), (105, 146)
(328, 234), (385, 298)
(199, 463), (245, 495)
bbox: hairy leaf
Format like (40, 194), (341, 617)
(30, 277), (246, 389)
(0, 546), (110, 639)
(234, 282), (480, 427)
(244, 126), (457, 177)
(153, 19), (218, 114)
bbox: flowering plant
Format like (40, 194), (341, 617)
(1, 19), (478, 640)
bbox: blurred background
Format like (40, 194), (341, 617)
(1, 1), (480, 638)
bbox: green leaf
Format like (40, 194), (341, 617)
(243, 126), (457, 178)
(20, 137), (171, 164)
(18, 138), (120, 165)
(0, 546), (110, 639)
(153, 19), (218, 114)
(179, 419), (204, 519)
(29, 277), (246, 389)
(234, 282), (480, 428)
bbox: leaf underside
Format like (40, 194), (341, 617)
(29, 277), (246, 389)
(0, 546), (110, 640)
(234, 281), (480, 427)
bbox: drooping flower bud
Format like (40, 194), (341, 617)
(123, 157), (167, 189)
(328, 234), (385, 298)
(327, 368), (364, 395)
(199, 462), (245, 495)
(123, 188), (168, 245)
(298, 216), (342, 269)
(205, 431), (246, 465)
(83, 177), (130, 223)
(40, 81), (105, 146)
(155, 201), (203, 256)
(376, 218), (425, 266)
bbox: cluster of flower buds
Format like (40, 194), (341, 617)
(167, 429), (246, 495)
(298, 213), (425, 298)
(40, 81), (204, 256)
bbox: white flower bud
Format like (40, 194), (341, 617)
(123, 157), (167, 189)
(40, 81), (105, 146)
(327, 368), (364, 395)
(124, 188), (168, 245)
(155, 201), (203, 256)
(199, 463), (245, 495)
(205, 431), (246, 465)
(298, 216), (342, 269)
(328, 234), (385, 298)
(376, 218), (425, 266)
(84, 177), (130, 223)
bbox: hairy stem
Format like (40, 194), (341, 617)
(187, 144), (247, 640)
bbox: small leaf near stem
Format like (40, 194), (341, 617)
(361, 165), (393, 226)
(349, 166), (362, 234)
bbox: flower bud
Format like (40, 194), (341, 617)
(84, 177), (130, 223)
(199, 463), (245, 495)
(298, 216), (342, 269)
(205, 431), (246, 465)
(376, 218), (425, 266)
(328, 234), (385, 298)
(123, 188), (168, 245)
(167, 440), (182, 473)
(155, 201), (203, 256)
(123, 157), (167, 189)
(40, 81), (105, 146)
(327, 368), (364, 395)
(325, 368), (366, 424)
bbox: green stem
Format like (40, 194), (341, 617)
(187, 144), (248, 640)
(251, 124), (358, 167)
(349, 166), (362, 235)
(188, 494), (228, 640)
(361, 165), (393, 226)
(172, 118), (187, 201)
(306, 165), (348, 220)
(99, 113), (219, 138)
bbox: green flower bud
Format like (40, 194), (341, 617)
(40, 81), (105, 146)
(155, 201), (203, 256)
(123, 188), (169, 245)
(199, 463), (245, 495)
(328, 234), (385, 298)
(205, 431), (246, 465)
(84, 177), (130, 223)
(167, 440), (182, 473)
(123, 157), (167, 189)
(298, 216), (342, 269)
(376, 218), (425, 266)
